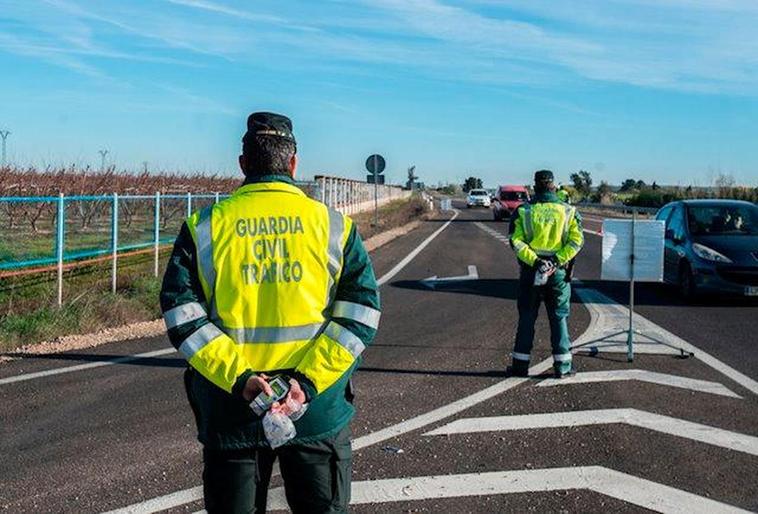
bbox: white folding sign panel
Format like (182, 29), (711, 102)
(601, 219), (665, 282)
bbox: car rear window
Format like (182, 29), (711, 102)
(687, 204), (758, 236)
(502, 191), (527, 201)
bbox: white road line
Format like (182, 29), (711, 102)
(0, 348), (176, 386)
(351, 358), (555, 451)
(265, 466), (748, 513)
(377, 209), (460, 286)
(100, 358), (559, 514)
(102, 487), (203, 514)
(573, 286), (758, 396)
(425, 408), (758, 457)
(537, 369), (741, 398)
(583, 228), (602, 236)
(2, 210), (459, 387)
(479, 221), (758, 397)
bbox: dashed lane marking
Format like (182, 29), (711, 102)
(425, 408), (758, 457)
(537, 369), (741, 398)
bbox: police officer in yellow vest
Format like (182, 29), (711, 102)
(557, 184), (570, 203)
(508, 170), (583, 378)
(160, 112), (380, 513)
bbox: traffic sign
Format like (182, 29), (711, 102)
(366, 154), (386, 175)
(367, 174), (385, 185)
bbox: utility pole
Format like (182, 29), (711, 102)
(0, 130), (10, 167)
(99, 149), (109, 171)
(142, 161), (148, 173)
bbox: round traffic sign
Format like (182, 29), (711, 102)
(365, 154), (386, 174)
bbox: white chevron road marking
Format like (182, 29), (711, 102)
(425, 408), (758, 457)
(264, 466), (749, 513)
(537, 369), (741, 398)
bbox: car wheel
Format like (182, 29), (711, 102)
(493, 210), (499, 221)
(678, 262), (697, 301)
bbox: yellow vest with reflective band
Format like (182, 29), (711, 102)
(183, 181), (354, 393)
(510, 201), (583, 267)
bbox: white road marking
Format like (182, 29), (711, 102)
(377, 209), (460, 286)
(350, 358), (554, 451)
(265, 466), (749, 513)
(102, 486), (203, 514)
(573, 286), (758, 396)
(425, 408), (758, 457)
(0, 348), (176, 386)
(478, 222), (758, 397)
(421, 265), (478, 287)
(100, 358), (559, 514)
(537, 369), (741, 398)
(2, 210), (459, 387)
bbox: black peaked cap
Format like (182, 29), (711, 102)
(243, 112), (296, 144)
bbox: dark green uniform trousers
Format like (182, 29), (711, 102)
(202, 425), (352, 514)
(511, 267), (573, 374)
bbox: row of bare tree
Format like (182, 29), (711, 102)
(0, 166), (240, 233)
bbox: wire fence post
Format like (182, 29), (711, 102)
(56, 193), (65, 307)
(154, 191), (161, 278)
(215, 192), (220, 204)
(187, 192), (193, 217)
(111, 192), (119, 294)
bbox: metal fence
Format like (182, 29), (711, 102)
(0, 177), (409, 307)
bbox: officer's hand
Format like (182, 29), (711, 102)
(242, 374), (273, 402)
(273, 379), (307, 417)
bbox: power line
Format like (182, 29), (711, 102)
(0, 130), (10, 167)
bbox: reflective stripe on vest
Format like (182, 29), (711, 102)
(561, 205), (573, 245)
(522, 205), (534, 242)
(326, 208), (344, 307)
(324, 321), (365, 358)
(332, 300), (381, 329)
(179, 323), (224, 360)
(553, 353), (572, 362)
(164, 301), (207, 329)
(221, 322), (323, 344)
(194, 206), (217, 320)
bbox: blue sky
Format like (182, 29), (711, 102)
(1, 0), (757, 187)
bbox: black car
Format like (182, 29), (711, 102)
(655, 199), (758, 299)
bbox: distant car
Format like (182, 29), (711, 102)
(466, 189), (491, 208)
(492, 185), (530, 221)
(656, 199), (758, 299)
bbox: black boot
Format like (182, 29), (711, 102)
(506, 361), (529, 378)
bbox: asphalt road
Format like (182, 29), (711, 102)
(1, 201), (756, 513)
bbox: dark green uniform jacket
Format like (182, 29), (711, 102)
(160, 175), (380, 450)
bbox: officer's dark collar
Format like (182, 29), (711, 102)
(532, 191), (560, 203)
(243, 173), (296, 186)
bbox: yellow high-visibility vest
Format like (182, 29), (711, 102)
(510, 201), (584, 267)
(181, 180), (362, 394)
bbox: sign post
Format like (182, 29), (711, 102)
(365, 154), (386, 226)
(573, 213), (693, 360)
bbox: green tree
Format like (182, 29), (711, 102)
(462, 176), (483, 192)
(620, 179), (637, 192)
(569, 170), (593, 198)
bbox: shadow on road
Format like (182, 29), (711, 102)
(391, 277), (757, 308)
(358, 366), (555, 380)
(0, 351), (185, 368)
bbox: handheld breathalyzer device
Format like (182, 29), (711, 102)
(250, 375), (290, 416)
